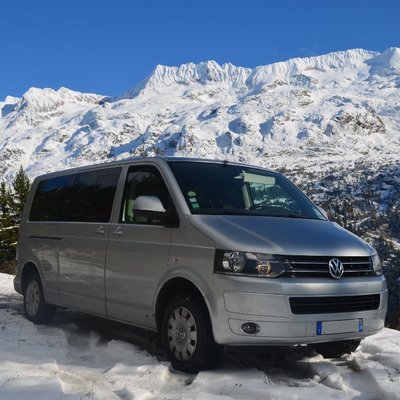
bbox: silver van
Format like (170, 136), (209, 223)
(14, 158), (387, 373)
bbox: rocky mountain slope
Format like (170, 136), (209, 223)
(1, 48), (400, 181)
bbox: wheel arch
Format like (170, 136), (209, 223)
(20, 262), (41, 294)
(155, 277), (211, 333)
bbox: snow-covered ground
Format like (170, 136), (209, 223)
(1, 272), (400, 400)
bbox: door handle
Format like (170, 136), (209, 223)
(96, 226), (105, 235)
(113, 227), (124, 236)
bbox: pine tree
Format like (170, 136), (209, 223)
(11, 165), (30, 217)
(0, 181), (14, 261)
(0, 181), (11, 215)
(0, 167), (31, 266)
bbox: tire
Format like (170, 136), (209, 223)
(23, 272), (56, 324)
(161, 295), (222, 373)
(312, 339), (361, 358)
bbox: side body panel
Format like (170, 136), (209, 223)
(153, 215), (217, 328)
(15, 222), (61, 305)
(57, 222), (110, 315)
(105, 224), (172, 327)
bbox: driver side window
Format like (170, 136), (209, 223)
(120, 166), (172, 225)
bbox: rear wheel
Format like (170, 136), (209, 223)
(23, 272), (56, 324)
(161, 295), (222, 373)
(312, 340), (361, 358)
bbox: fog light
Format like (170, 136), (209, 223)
(241, 322), (260, 334)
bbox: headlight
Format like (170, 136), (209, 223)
(371, 253), (382, 276)
(214, 250), (286, 278)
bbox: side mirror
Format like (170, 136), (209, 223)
(133, 195), (166, 213)
(133, 196), (179, 227)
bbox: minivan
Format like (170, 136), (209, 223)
(14, 157), (387, 373)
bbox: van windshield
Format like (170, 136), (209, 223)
(168, 161), (325, 220)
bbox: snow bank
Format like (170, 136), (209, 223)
(0, 272), (399, 399)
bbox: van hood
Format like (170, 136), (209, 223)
(189, 215), (374, 257)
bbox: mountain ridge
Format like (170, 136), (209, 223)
(0, 47), (399, 181)
(121, 48), (380, 99)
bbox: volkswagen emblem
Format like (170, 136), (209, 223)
(328, 258), (344, 279)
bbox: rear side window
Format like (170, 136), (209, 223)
(30, 167), (122, 222)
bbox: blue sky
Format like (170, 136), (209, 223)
(0, 0), (399, 100)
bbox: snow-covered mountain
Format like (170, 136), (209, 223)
(1, 47), (400, 181)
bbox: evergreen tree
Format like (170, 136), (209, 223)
(0, 181), (11, 216)
(0, 181), (14, 260)
(0, 167), (31, 263)
(11, 165), (30, 217)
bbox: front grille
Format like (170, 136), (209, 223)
(284, 256), (374, 277)
(289, 294), (380, 314)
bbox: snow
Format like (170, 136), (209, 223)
(367, 48), (400, 76)
(1, 273), (400, 399)
(0, 48), (400, 183)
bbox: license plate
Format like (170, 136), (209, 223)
(316, 318), (363, 335)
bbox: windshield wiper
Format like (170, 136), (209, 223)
(278, 214), (321, 220)
(195, 209), (254, 216)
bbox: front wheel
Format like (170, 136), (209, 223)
(161, 295), (222, 373)
(311, 340), (361, 358)
(23, 273), (56, 324)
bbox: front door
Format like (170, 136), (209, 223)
(105, 165), (174, 328)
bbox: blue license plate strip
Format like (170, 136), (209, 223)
(316, 319), (363, 335)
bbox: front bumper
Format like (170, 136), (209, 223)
(208, 274), (388, 345)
